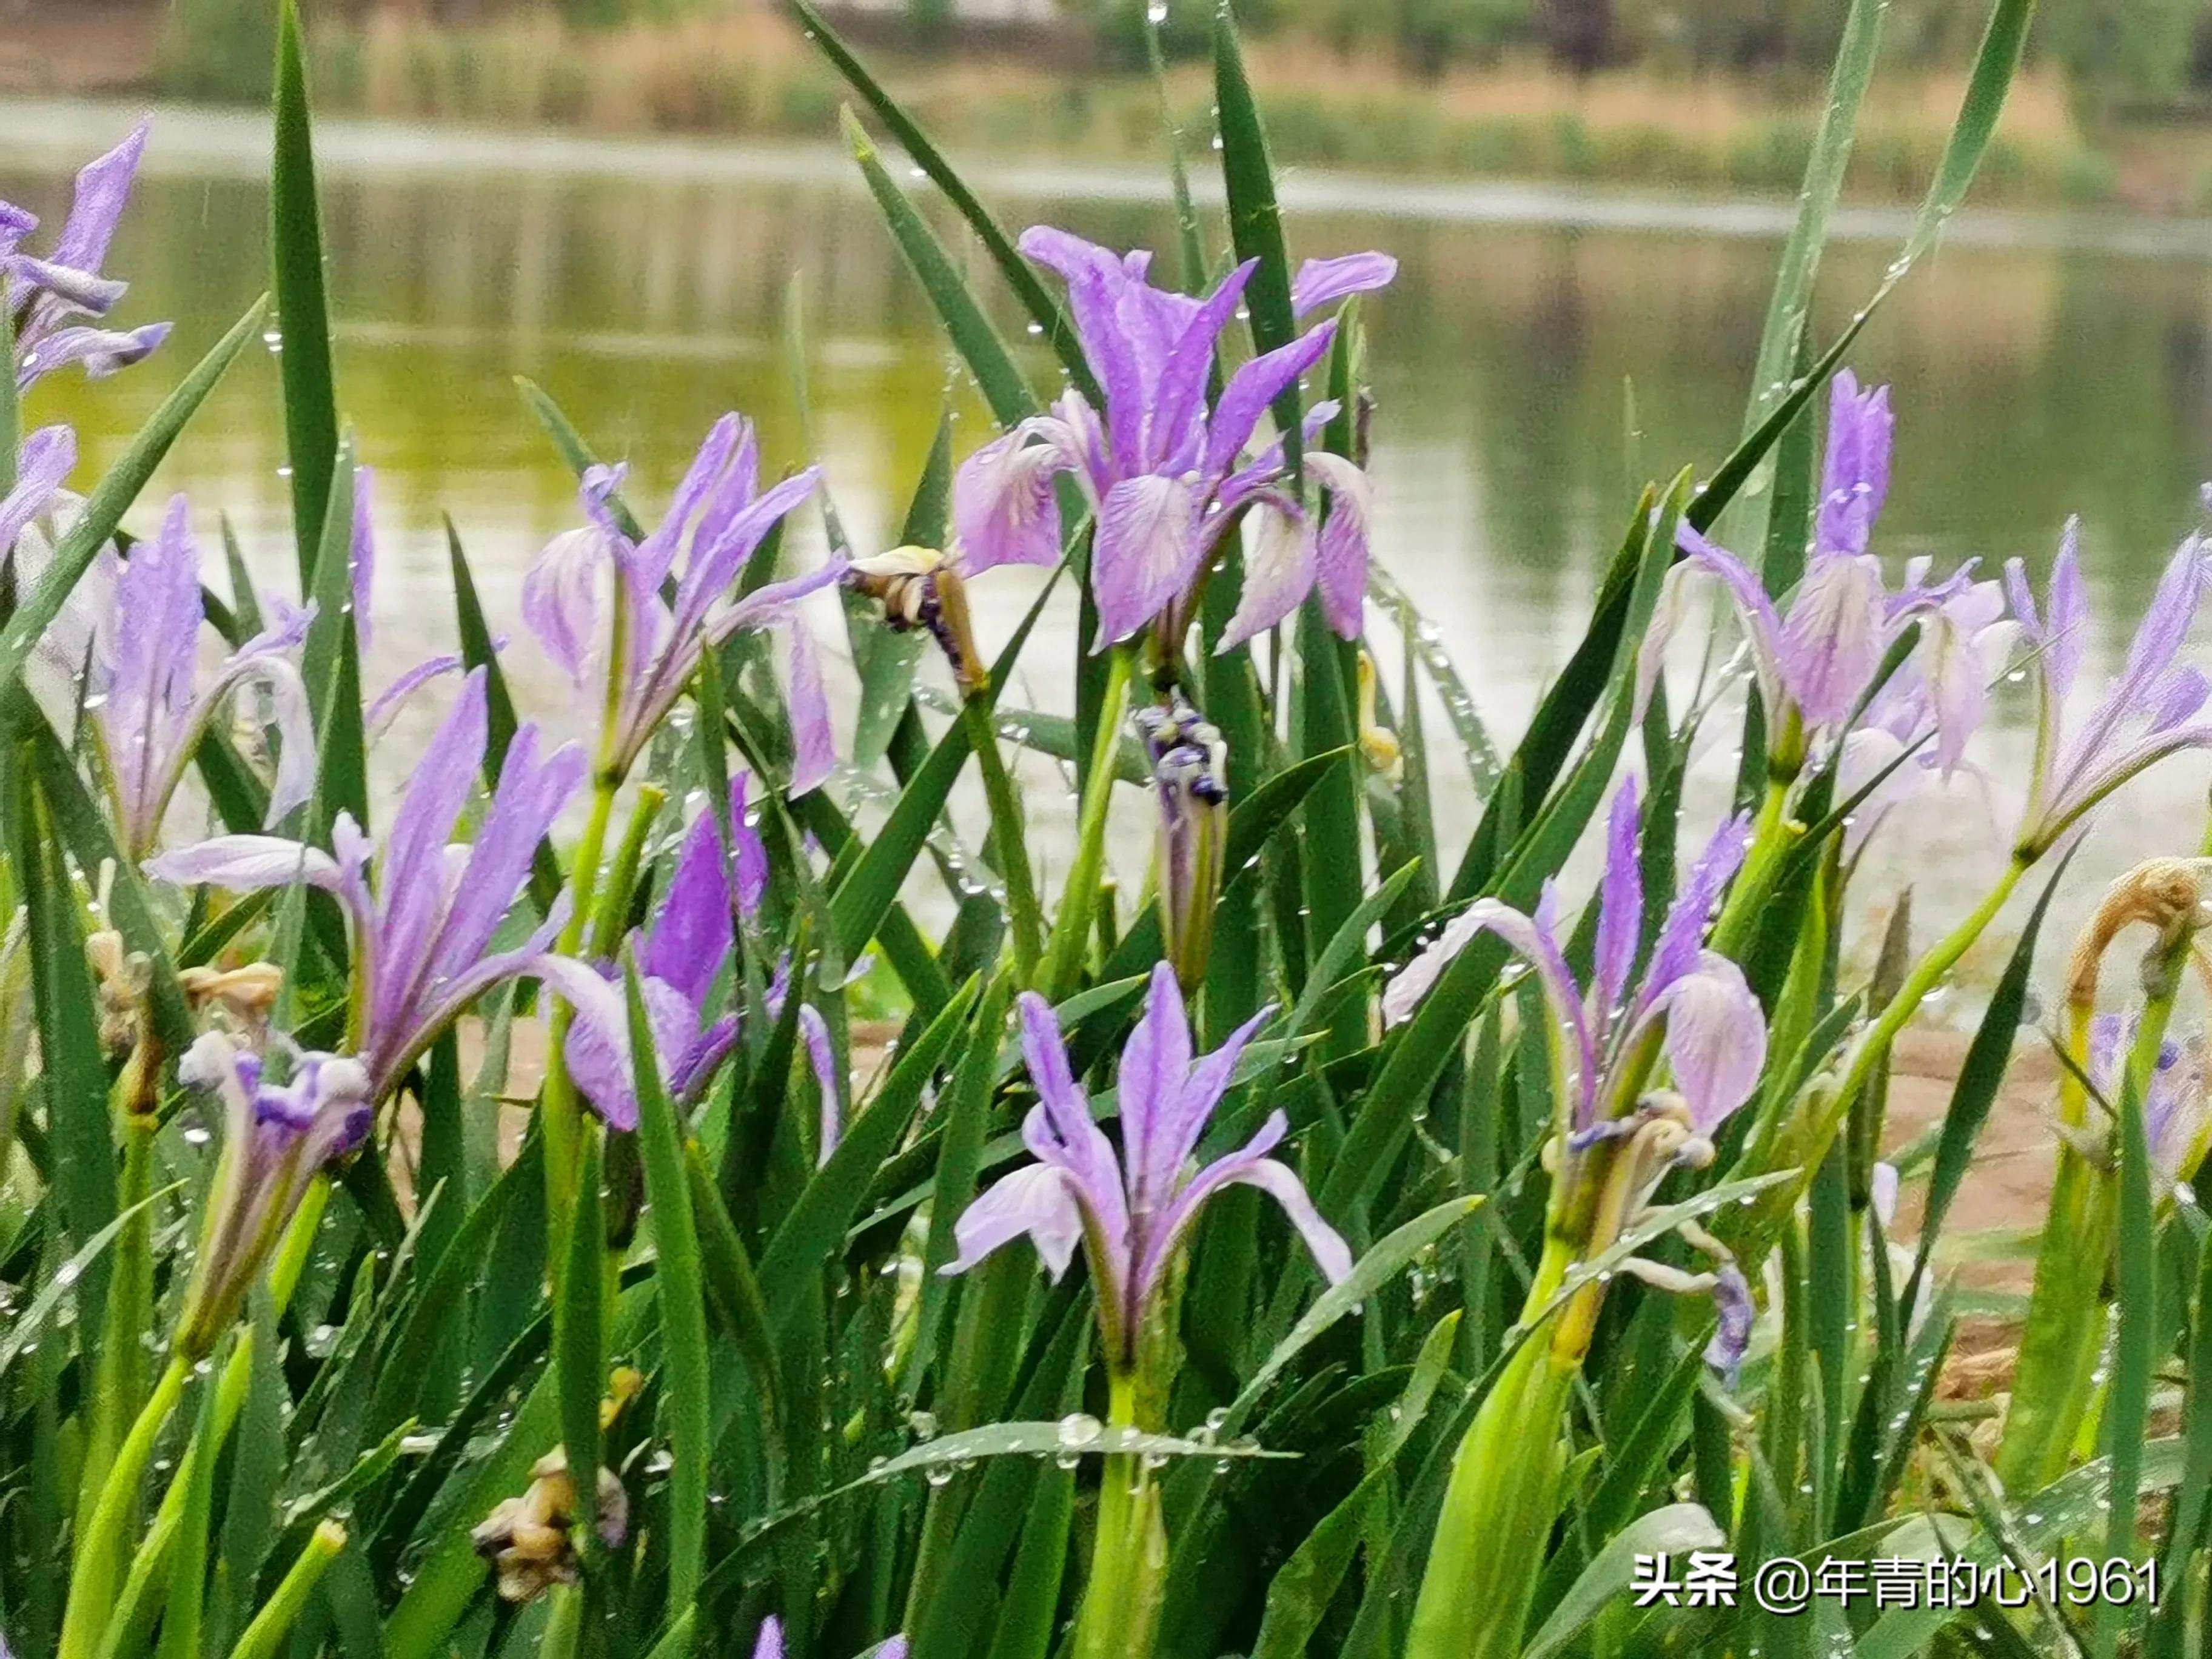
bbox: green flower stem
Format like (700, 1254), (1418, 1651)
(544, 769), (620, 1250)
(589, 786), (666, 958)
(1042, 644), (1135, 1000)
(223, 1520), (346, 1659)
(1406, 1239), (1577, 1659)
(57, 1352), (190, 1659)
(1739, 857), (2027, 1248)
(962, 697), (1044, 982)
(1074, 1370), (1167, 1659)
(75, 1111), (155, 1551)
(1709, 771), (1798, 960)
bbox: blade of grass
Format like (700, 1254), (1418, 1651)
(628, 956), (711, 1617)
(785, 0), (1095, 403)
(270, 0), (338, 592)
(840, 108), (1036, 427)
(1213, 0), (1302, 467)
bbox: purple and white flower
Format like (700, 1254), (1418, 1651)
(944, 964), (1350, 1363)
(173, 1031), (372, 1357)
(84, 495), (317, 859)
(2007, 522), (2212, 856)
(4, 120), (170, 390)
(2089, 1013), (2211, 1189)
(1383, 778), (1765, 1139)
(951, 229), (1393, 648)
(147, 670), (585, 1101)
(1645, 374), (1946, 760)
(537, 777), (768, 1131)
(521, 415), (837, 786)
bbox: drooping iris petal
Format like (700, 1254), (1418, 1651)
(1307, 450), (1373, 638)
(953, 424), (1073, 574)
(1204, 322), (1338, 482)
(1137, 1110), (1352, 1298)
(801, 1004), (842, 1164)
(1116, 964), (1195, 1227)
(1217, 494), (1313, 651)
(147, 836), (348, 896)
(786, 622), (836, 797)
(1651, 953), (1768, 1131)
(945, 1163), (1086, 1280)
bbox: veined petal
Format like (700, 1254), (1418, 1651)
(752, 1618), (784, 1659)
(942, 1163), (1086, 1281)
(1592, 776), (1642, 1024)
(953, 423), (1076, 574)
(1017, 227), (1151, 469)
(374, 673), (492, 1023)
(1290, 252), (1398, 317)
(1092, 471), (1202, 646)
(521, 524), (613, 688)
(1672, 523), (1786, 712)
(104, 494), (203, 842)
(785, 621), (836, 798)
(364, 651), (470, 741)
(1216, 492), (1313, 651)
(1651, 952), (1767, 1131)
(1147, 261), (1256, 473)
(1117, 963), (1194, 1228)
(1014, 992), (1130, 1268)
(1780, 552), (1887, 728)
(1307, 451), (1373, 638)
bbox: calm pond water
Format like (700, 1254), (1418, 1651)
(9, 96), (2212, 974)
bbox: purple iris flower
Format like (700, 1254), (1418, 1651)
(951, 229), (1393, 648)
(535, 777), (769, 1132)
(752, 1617), (907, 1659)
(0, 424), (75, 556)
(1382, 778), (1766, 1138)
(2006, 521), (2212, 857)
(521, 415), (838, 788)
(146, 670), (585, 1101)
(2089, 1013), (2210, 1187)
(1647, 374), (1937, 752)
(944, 963), (1350, 1364)
(82, 495), (317, 859)
(173, 1031), (372, 1357)
(3, 120), (170, 390)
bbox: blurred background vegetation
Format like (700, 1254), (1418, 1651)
(15, 0), (2212, 208)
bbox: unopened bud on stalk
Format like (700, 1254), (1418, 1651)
(846, 546), (989, 697)
(1134, 697), (1228, 993)
(1354, 651), (1401, 783)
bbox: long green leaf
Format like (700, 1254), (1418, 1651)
(271, 0), (338, 591)
(841, 109), (1036, 427)
(1213, 0), (1301, 465)
(0, 298), (266, 704)
(627, 957), (711, 1617)
(783, 0), (1096, 405)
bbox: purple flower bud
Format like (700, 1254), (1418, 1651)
(5, 121), (167, 390)
(1136, 697), (1228, 991)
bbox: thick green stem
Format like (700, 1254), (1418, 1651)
(223, 1521), (345, 1659)
(1074, 1371), (1166, 1659)
(1042, 646), (1134, 1000)
(58, 1353), (190, 1659)
(544, 773), (619, 1250)
(962, 698), (1044, 982)
(76, 1113), (155, 1551)
(1709, 772), (1797, 959)
(1406, 1239), (1577, 1659)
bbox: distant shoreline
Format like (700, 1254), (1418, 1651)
(8, 92), (2212, 265)
(12, 3), (2212, 215)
